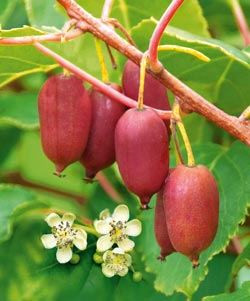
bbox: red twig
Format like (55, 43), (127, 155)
(0, 28), (84, 45)
(148, 0), (185, 72)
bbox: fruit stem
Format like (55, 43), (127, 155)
(95, 38), (109, 83)
(148, 0), (185, 72)
(239, 106), (250, 121)
(171, 121), (185, 165)
(229, 0), (250, 46)
(157, 45), (210, 62)
(172, 99), (195, 167)
(137, 52), (149, 110)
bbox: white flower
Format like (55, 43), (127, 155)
(102, 247), (132, 277)
(41, 212), (87, 264)
(94, 204), (142, 252)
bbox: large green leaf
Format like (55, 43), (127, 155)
(137, 141), (250, 298)
(0, 92), (39, 129)
(203, 281), (250, 301)
(0, 27), (58, 88)
(131, 20), (250, 115)
(199, 0), (250, 48)
(0, 184), (45, 242)
(78, 0), (210, 37)
(0, 0), (18, 27)
(0, 126), (21, 166)
(0, 200), (180, 301)
(24, 0), (65, 29)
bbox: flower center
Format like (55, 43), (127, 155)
(52, 221), (78, 249)
(105, 253), (128, 272)
(109, 220), (128, 242)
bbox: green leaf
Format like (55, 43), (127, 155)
(0, 216), (96, 301)
(192, 253), (236, 301)
(199, 0), (250, 48)
(0, 184), (45, 242)
(0, 27), (58, 88)
(79, 0), (209, 37)
(131, 20), (250, 115)
(0, 126), (21, 165)
(228, 241), (250, 286)
(0, 92), (39, 129)
(0, 209), (176, 301)
(19, 130), (97, 198)
(203, 281), (250, 301)
(24, 0), (65, 29)
(0, 0), (18, 27)
(137, 142), (250, 298)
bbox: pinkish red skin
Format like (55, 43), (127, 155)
(38, 74), (91, 175)
(163, 165), (219, 266)
(80, 83), (127, 178)
(154, 187), (175, 260)
(115, 108), (169, 209)
(122, 60), (171, 131)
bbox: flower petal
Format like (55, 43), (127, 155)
(124, 219), (142, 236)
(103, 250), (113, 262)
(73, 227), (87, 240)
(124, 254), (132, 266)
(99, 208), (111, 220)
(102, 264), (115, 277)
(94, 220), (111, 235)
(118, 266), (129, 277)
(117, 238), (135, 252)
(112, 247), (125, 255)
(73, 237), (87, 250)
(56, 246), (72, 264)
(96, 235), (113, 252)
(45, 213), (61, 227)
(41, 234), (57, 249)
(112, 205), (129, 223)
(62, 212), (76, 226)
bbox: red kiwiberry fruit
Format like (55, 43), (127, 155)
(163, 164), (219, 267)
(38, 74), (91, 176)
(122, 60), (171, 131)
(80, 84), (126, 178)
(154, 186), (175, 260)
(115, 107), (169, 209)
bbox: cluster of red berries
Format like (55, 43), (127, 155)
(38, 60), (219, 266)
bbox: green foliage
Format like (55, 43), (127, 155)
(0, 0), (249, 300)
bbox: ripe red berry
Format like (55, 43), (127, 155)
(80, 84), (126, 178)
(38, 74), (91, 176)
(115, 107), (169, 209)
(163, 165), (219, 267)
(122, 60), (171, 131)
(154, 186), (175, 260)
